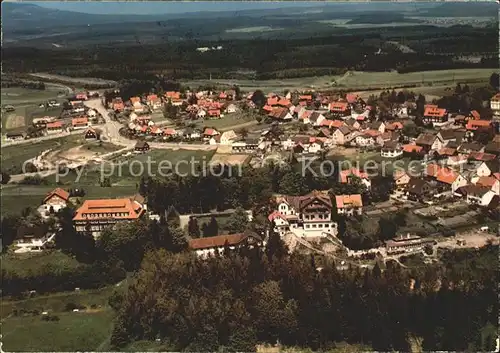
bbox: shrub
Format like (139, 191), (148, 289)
(41, 314), (60, 322)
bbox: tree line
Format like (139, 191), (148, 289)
(109, 240), (498, 352)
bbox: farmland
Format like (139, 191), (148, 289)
(1, 86), (66, 132)
(185, 68), (494, 92)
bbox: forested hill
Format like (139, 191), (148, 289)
(109, 244), (499, 351)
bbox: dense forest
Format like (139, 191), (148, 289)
(2, 25), (496, 81)
(109, 243), (498, 351)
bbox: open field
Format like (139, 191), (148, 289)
(2, 251), (81, 277)
(1, 86), (65, 132)
(5, 115), (26, 129)
(194, 111), (257, 130)
(226, 26), (284, 33)
(1, 135), (83, 175)
(1, 87), (65, 105)
(2, 310), (115, 352)
(2, 149), (215, 215)
(29, 73), (117, 87)
(183, 68), (494, 92)
(210, 153), (251, 166)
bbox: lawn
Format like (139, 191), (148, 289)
(2, 310), (115, 352)
(2, 149), (215, 215)
(1, 284), (118, 316)
(1, 135), (83, 175)
(194, 111), (257, 130)
(1, 87), (64, 106)
(1, 251), (82, 278)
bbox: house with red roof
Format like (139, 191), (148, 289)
(208, 109), (222, 118)
(46, 121), (64, 134)
(340, 168), (371, 190)
(203, 127), (220, 139)
(425, 163), (467, 192)
(474, 176), (500, 195)
(146, 94), (162, 110)
(335, 194), (363, 216)
(329, 102), (350, 117)
(41, 188), (70, 213)
(466, 119), (492, 131)
(423, 105), (448, 126)
(72, 116), (89, 130)
(73, 198), (145, 237)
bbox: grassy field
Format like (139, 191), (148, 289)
(2, 284), (118, 316)
(183, 68), (494, 92)
(2, 251), (82, 277)
(2, 310), (115, 352)
(1, 87), (64, 105)
(1, 87), (65, 132)
(2, 149), (215, 215)
(2, 135), (86, 175)
(194, 111), (257, 130)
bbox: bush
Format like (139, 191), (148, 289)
(64, 302), (86, 311)
(41, 314), (60, 322)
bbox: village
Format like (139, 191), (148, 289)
(6, 83), (499, 268)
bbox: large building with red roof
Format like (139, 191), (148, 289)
(73, 197), (145, 237)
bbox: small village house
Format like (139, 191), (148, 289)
(394, 171), (411, 190)
(41, 188), (70, 214)
(46, 121), (64, 134)
(381, 141), (403, 158)
(72, 116), (90, 130)
(340, 168), (371, 190)
(134, 141), (150, 153)
(188, 231), (263, 258)
(84, 127), (100, 140)
(423, 105), (448, 126)
(335, 194), (363, 216)
(415, 133), (443, 152)
(405, 178), (431, 201)
(13, 225), (55, 254)
(203, 127), (220, 139)
(220, 130), (238, 145)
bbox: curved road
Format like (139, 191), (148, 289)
(83, 98), (217, 151)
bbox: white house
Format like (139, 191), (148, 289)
(462, 185), (497, 206)
(40, 188), (70, 214)
(381, 141), (403, 158)
(225, 104), (238, 114)
(220, 130), (238, 145)
(13, 225), (55, 254)
(197, 109), (207, 119)
(270, 190), (337, 238)
(308, 139), (325, 153)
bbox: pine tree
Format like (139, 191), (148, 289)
(187, 216), (201, 238)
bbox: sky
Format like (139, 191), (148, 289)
(26, 1), (331, 15)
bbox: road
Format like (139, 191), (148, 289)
(84, 99), (217, 151)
